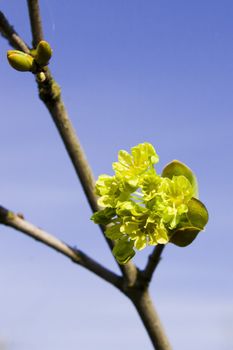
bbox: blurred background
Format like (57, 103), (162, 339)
(0, 1), (232, 349)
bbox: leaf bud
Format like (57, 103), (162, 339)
(34, 40), (52, 66)
(7, 50), (34, 72)
(36, 72), (46, 82)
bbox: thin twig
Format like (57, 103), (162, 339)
(0, 10), (138, 287)
(0, 205), (123, 289)
(38, 75), (138, 285)
(25, 2), (137, 284)
(0, 12), (30, 53)
(27, 0), (44, 47)
(143, 245), (165, 284)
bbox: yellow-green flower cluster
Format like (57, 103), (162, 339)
(91, 143), (208, 264)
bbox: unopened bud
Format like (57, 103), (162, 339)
(36, 72), (46, 82)
(7, 50), (34, 72)
(34, 40), (52, 66)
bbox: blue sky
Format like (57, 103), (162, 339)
(0, 1), (233, 349)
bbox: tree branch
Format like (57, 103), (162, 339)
(0, 12), (30, 53)
(130, 289), (172, 350)
(25, 2), (137, 283)
(27, 0), (44, 47)
(0, 205), (123, 290)
(143, 245), (165, 284)
(0, 8), (137, 286)
(37, 73), (138, 285)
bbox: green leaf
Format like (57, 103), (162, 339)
(112, 238), (135, 264)
(169, 198), (208, 247)
(186, 198), (209, 229)
(162, 160), (199, 198)
(169, 227), (201, 247)
(91, 208), (116, 224)
(105, 224), (122, 240)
